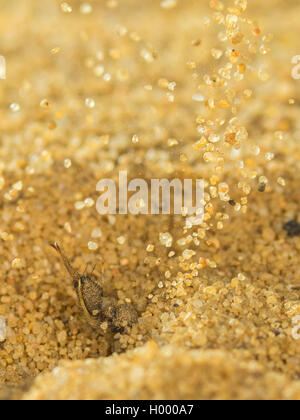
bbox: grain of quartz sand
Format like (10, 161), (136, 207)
(0, 0), (299, 400)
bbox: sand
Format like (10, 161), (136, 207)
(0, 0), (299, 400)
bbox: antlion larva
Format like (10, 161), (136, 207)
(50, 242), (138, 333)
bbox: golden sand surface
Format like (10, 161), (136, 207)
(0, 0), (299, 400)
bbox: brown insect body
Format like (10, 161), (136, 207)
(50, 243), (138, 333)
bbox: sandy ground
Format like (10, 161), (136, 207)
(0, 0), (299, 400)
